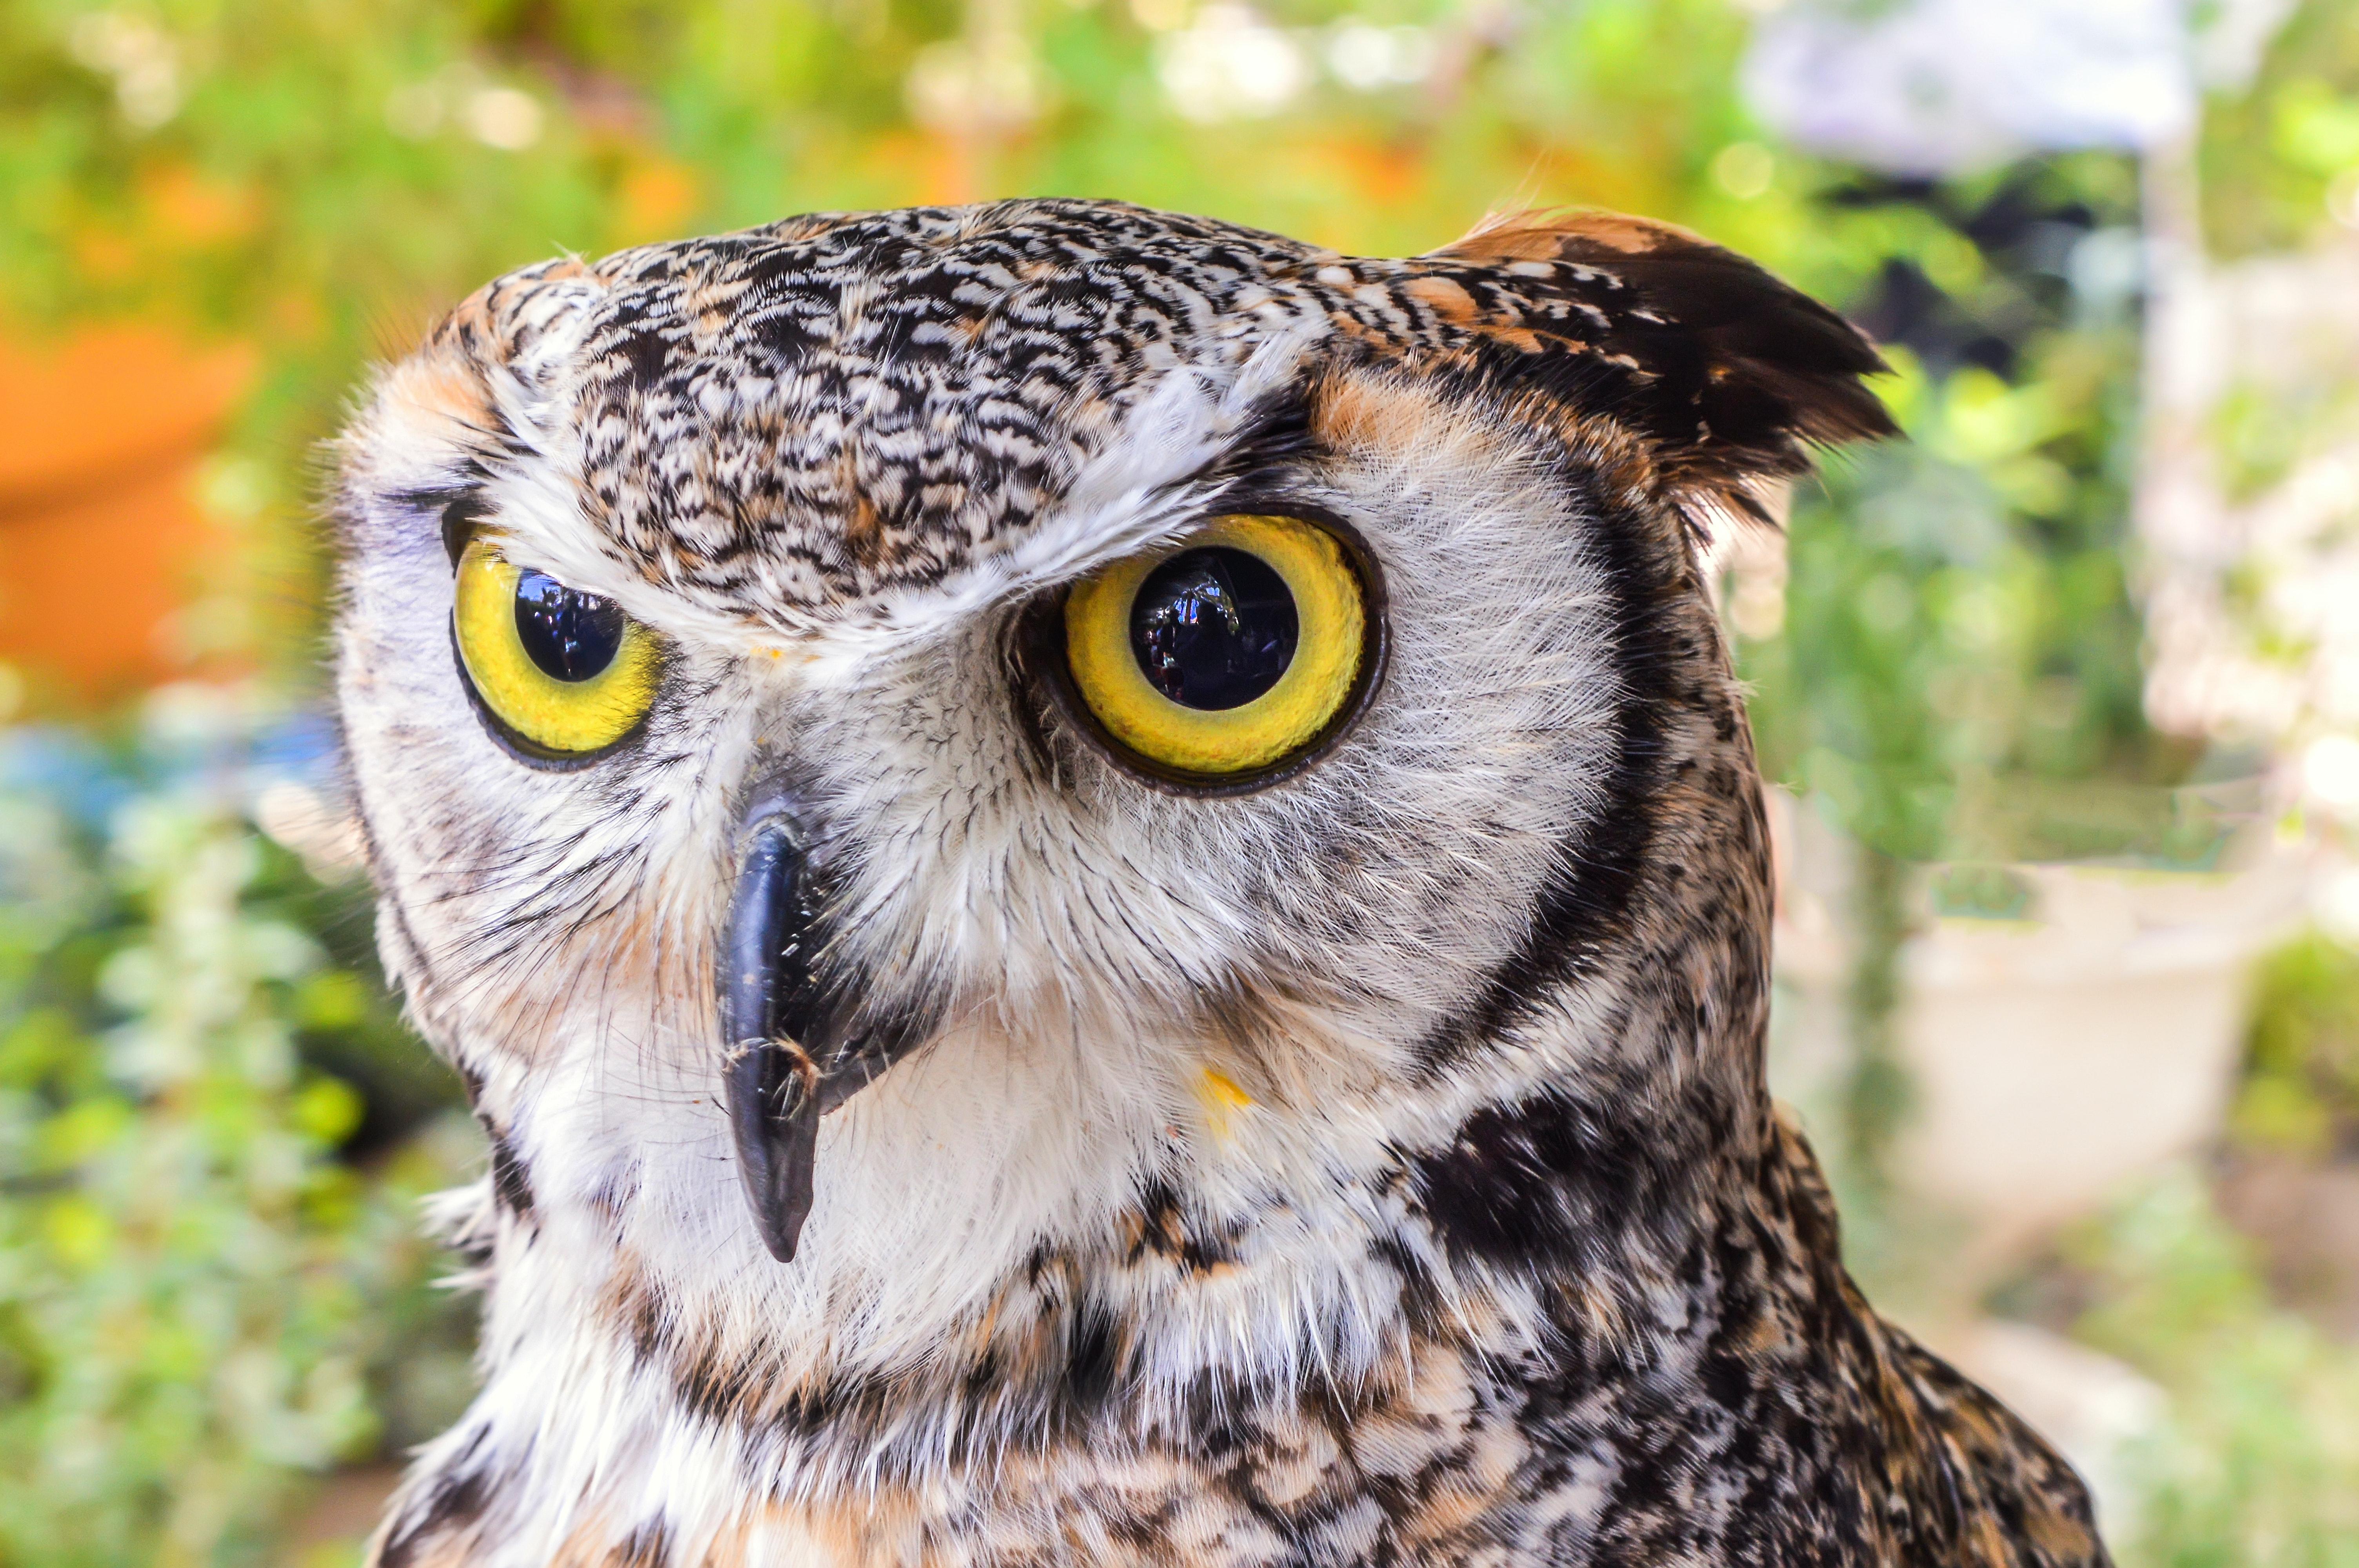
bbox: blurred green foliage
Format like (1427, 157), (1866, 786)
(0, 725), (471, 1568)
(2233, 932), (2359, 1160)
(2201, 0), (2359, 260)
(2067, 1169), (2359, 1567)
(3, 0), (2359, 1561)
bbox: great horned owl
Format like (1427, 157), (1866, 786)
(333, 200), (2107, 1567)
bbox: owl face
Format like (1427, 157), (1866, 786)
(333, 201), (1886, 1396)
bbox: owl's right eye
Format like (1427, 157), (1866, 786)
(453, 535), (658, 760)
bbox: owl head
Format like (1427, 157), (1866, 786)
(333, 200), (1888, 1420)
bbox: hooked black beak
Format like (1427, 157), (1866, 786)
(718, 807), (918, 1262)
(720, 817), (825, 1262)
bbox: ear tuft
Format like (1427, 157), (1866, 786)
(1429, 209), (1897, 523)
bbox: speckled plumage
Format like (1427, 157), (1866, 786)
(331, 199), (2107, 1567)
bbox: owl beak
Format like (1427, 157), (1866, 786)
(720, 803), (930, 1262)
(719, 815), (829, 1263)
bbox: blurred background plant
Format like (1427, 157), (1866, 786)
(2, 0), (2359, 1561)
(0, 698), (474, 1568)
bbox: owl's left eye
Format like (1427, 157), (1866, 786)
(1054, 512), (1381, 788)
(453, 535), (659, 760)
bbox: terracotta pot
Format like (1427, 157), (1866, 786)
(0, 324), (255, 704)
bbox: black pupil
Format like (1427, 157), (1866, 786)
(1129, 547), (1297, 710)
(514, 570), (625, 682)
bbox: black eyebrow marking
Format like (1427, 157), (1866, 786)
(384, 471), (494, 570)
(1187, 383), (1321, 490)
(440, 490), (492, 569)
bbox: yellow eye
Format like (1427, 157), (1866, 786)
(453, 535), (659, 760)
(1061, 514), (1373, 782)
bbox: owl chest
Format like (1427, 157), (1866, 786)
(713, 1422), (1532, 1568)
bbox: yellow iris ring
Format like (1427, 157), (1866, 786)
(1064, 514), (1365, 777)
(454, 536), (658, 757)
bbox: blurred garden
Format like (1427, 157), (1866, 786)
(3, 0), (2359, 1561)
